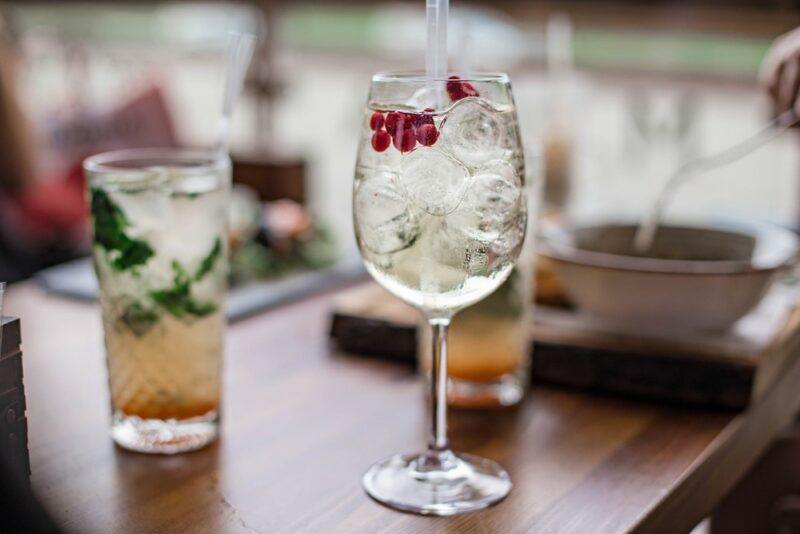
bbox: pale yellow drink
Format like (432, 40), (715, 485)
(103, 312), (223, 420)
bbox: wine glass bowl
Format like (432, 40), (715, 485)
(354, 73), (526, 316)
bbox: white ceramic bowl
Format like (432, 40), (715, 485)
(539, 222), (799, 331)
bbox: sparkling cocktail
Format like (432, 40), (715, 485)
(354, 73), (526, 515)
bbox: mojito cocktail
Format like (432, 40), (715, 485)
(85, 149), (229, 454)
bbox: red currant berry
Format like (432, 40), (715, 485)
(371, 130), (391, 152)
(385, 112), (404, 135)
(403, 112), (420, 128)
(418, 113), (434, 127)
(406, 112), (434, 129)
(416, 124), (438, 146)
(369, 112), (384, 131)
(461, 82), (478, 98)
(446, 76), (464, 100)
(393, 127), (416, 153)
(446, 75), (479, 101)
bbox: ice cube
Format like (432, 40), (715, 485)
(490, 212), (526, 260)
(111, 187), (172, 245)
(354, 170), (420, 255)
(428, 217), (491, 280)
(398, 147), (469, 216)
(168, 170), (219, 196)
(440, 97), (509, 168)
(446, 159), (522, 243)
(358, 130), (402, 171)
(163, 187), (226, 262)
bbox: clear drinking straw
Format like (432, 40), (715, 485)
(426, 0), (449, 109)
(546, 13), (574, 77)
(216, 32), (257, 156)
(423, 0), (449, 453)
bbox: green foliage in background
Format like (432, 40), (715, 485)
(230, 227), (338, 284)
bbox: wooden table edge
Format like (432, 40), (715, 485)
(632, 327), (800, 533)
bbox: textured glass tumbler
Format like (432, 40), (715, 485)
(418, 147), (542, 408)
(419, 267), (530, 407)
(85, 149), (230, 454)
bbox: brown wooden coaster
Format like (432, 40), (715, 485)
(329, 283), (800, 410)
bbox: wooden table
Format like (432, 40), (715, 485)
(7, 280), (800, 533)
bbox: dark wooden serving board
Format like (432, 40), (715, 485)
(329, 283), (800, 410)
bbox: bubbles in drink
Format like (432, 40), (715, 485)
(399, 147), (469, 216)
(490, 212), (526, 258)
(440, 97), (508, 168)
(355, 170), (420, 255)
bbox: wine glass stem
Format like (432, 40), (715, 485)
(429, 318), (450, 452)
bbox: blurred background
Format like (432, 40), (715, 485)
(0, 0), (798, 282)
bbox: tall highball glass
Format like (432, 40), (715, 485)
(85, 149), (230, 454)
(353, 73), (526, 514)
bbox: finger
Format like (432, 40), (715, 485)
(779, 56), (800, 113)
(760, 35), (789, 97)
(762, 56), (786, 106)
(770, 60), (784, 105)
(760, 50), (780, 96)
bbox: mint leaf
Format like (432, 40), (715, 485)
(150, 261), (217, 319)
(90, 188), (154, 271)
(120, 301), (159, 335)
(184, 299), (218, 317)
(114, 241), (155, 272)
(195, 237), (222, 281)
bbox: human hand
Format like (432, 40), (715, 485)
(761, 26), (800, 115)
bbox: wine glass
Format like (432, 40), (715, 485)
(353, 73), (526, 515)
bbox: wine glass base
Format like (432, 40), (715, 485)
(363, 450), (512, 516)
